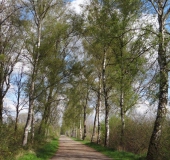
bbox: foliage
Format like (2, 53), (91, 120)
(17, 138), (58, 160)
(109, 115), (153, 154)
(95, 114), (152, 155)
(1, 0), (170, 159)
(0, 122), (59, 160)
(158, 118), (170, 160)
(0, 124), (23, 160)
(73, 138), (146, 160)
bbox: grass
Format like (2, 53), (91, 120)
(17, 138), (59, 160)
(72, 138), (146, 160)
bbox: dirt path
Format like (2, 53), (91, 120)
(51, 135), (112, 160)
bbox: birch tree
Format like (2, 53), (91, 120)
(22, 0), (61, 146)
(0, 0), (23, 123)
(12, 66), (27, 131)
(83, 0), (120, 147)
(109, 0), (145, 149)
(62, 86), (83, 138)
(91, 74), (102, 144)
(146, 0), (170, 159)
(37, 25), (69, 135)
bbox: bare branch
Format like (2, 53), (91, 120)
(148, 0), (159, 14)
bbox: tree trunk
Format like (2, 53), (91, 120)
(120, 39), (125, 149)
(79, 118), (82, 139)
(83, 100), (87, 140)
(0, 91), (3, 123)
(92, 75), (102, 143)
(15, 84), (21, 131)
(97, 118), (101, 144)
(120, 92), (125, 149)
(97, 76), (101, 144)
(82, 88), (88, 140)
(31, 111), (35, 144)
(91, 105), (97, 143)
(147, 1), (168, 159)
(102, 50), (109, 147)
(23, 12), (42, 145)
(38, 88), (53, 135)
(0, 22), (3, 123)
(97, 103), (101, 144)
(22, 110), (32, 146)
(75, 127), (77, 138)
(22, 82), (34, 146)
(104, 100), (109, 147)
(15, 105), (19, 131)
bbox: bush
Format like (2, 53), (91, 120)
(17, 138), (59, 160)
(0, 123), (24, 160)
(159, 118), (170, 160)
(123, 117), (152, 154)
(108, 114), (153, 155)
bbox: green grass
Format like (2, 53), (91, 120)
(17, 138), (59, 160)
(72, 138), (146, 160)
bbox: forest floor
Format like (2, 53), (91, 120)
(50, 135), (112, 160)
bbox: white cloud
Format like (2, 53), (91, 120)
(134, 99), (158, 118)
(69, 0), (89, 14)
(4, 96), (28, 114)
(4, 97), (15, 112)
(13, 58), (31, 75)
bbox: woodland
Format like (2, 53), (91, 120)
(0, 0), (170, 160)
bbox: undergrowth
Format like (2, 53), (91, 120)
(17, 138), (58, 160)
(72, 138), (146, 160)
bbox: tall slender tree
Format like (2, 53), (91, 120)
(83, 0), (114, 147)
(12, 66), (27, 131)
(0, 0), (23, 123)
(22, 0), (60, 146)
(146, 1), (170, 159)
(83, 0), (145, 147)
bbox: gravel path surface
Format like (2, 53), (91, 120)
(50, 135), (112, 160)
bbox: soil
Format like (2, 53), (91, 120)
(50, 135), (112, 160)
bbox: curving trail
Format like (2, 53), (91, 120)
(51, 135), (112, 160)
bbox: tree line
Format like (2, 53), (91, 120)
(0, 0), (170, 160)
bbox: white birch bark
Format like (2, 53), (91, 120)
(91, 105), (97, 142)
(102, 49), (109, 147)
(147, 1), (169, 159)
(79, 119), (82, 139)
(23, 1), (42, 146)
(97, 76), (101, 144)
(22, 0), (55, 146)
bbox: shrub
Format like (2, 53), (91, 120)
(0, 123), (24, 160)
(108, 114), (153, 155)
(159, 118), (170, 160)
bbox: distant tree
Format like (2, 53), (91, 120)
(12, 66), (27, 131)
(62, 60), (93, 140)
(35, 5), (80, 136)
(62, 86), (83, 138)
